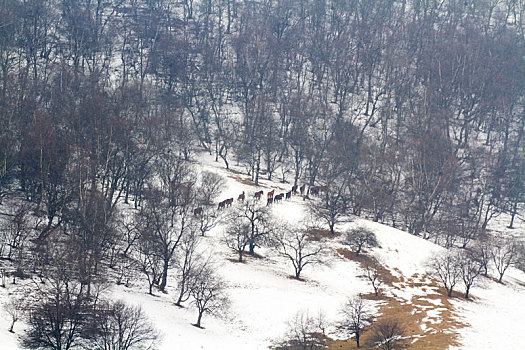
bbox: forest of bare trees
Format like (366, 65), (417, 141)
(1, 0), (525, 348)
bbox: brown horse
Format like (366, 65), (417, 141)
(255, 190), (264, 200)
(225, 198), (234, 207)
(285, 191), (292, 200)
(267, 190), (275, 198)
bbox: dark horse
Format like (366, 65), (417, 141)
(193, 207), (203, 215)
(238, 191), (245, 202)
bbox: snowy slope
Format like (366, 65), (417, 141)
(1, 152), (525, 349)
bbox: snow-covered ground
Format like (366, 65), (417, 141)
(1, 151), (524, 349)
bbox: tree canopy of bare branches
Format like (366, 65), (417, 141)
(339, 295), (373, 348)
(274, 225), (329, 279)
(343, 226), (379, 255)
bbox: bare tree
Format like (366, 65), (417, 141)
(339, 295), (373, 348)
(223, 222), (251, 263)
(174, 229), (203, 307)
(458, 250), (483, 299)
(427, 252), (461, 297)
(0, 202), (32, 260)
(279, 310), (327, 350)
(308, 185), (348, 235)
(119, 214), (141, 258)
(365, 258), (384, 297)
(137, 186), (192, 292)
(472, 237), (492, 277)
(231, 198), (274, 256)
(274, 225), (329, 279)
(137, 238), (163, 295)
(0, 268), (6, 288)
(491, 236), (519, 283)
(0, 203), (32, 282)
(343, 226), (379, 255)
(86, 300), (159, 350)
(195, 206), (222, 237)
(190, 264), (229, 328)
(4, 297), (23, 333)
(371, 319), (406, 350)
(197, 171), (226, 206)
(156, 150), (194, 202)
(21, 247), (97, 350)
(516, 241), (525, 273)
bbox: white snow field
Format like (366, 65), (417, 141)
(1, 151), (524, 349)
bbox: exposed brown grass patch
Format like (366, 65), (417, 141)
(328, 249), (468, 349)
(309, 229), (341, 241)
(227, 252), (266, 264)
(225, 170), (290, 191)
(226, 167), (243, 175)
(226, 173), (258, 187)
(246, 252), (265, 260)
(336, 248), (398, 285)
(224, 168), (274, 187)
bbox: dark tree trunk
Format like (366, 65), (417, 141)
(160, 258), (169, 291)
(509, 201), (517, 228)
(329, 222), (335, 235)
(196, 311), (203, 328)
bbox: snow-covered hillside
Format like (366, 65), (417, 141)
(1, 152), (524, 349)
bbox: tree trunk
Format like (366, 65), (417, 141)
(175, 278), (186, 306)
(196, 311), (203, 328)
(465, 286), (470, 299)
(329, 222), (335, 235)
(509, 201), (517, 228)
(160, 258), (169, 291)
(255, 154), (260, 186)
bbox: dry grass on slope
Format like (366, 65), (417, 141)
(329, 249), (468, 350)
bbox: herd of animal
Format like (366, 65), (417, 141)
(191, 184), (329, 216)
(213, 184), (328, 211)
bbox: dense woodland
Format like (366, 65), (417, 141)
(1, 0), (525, 349)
